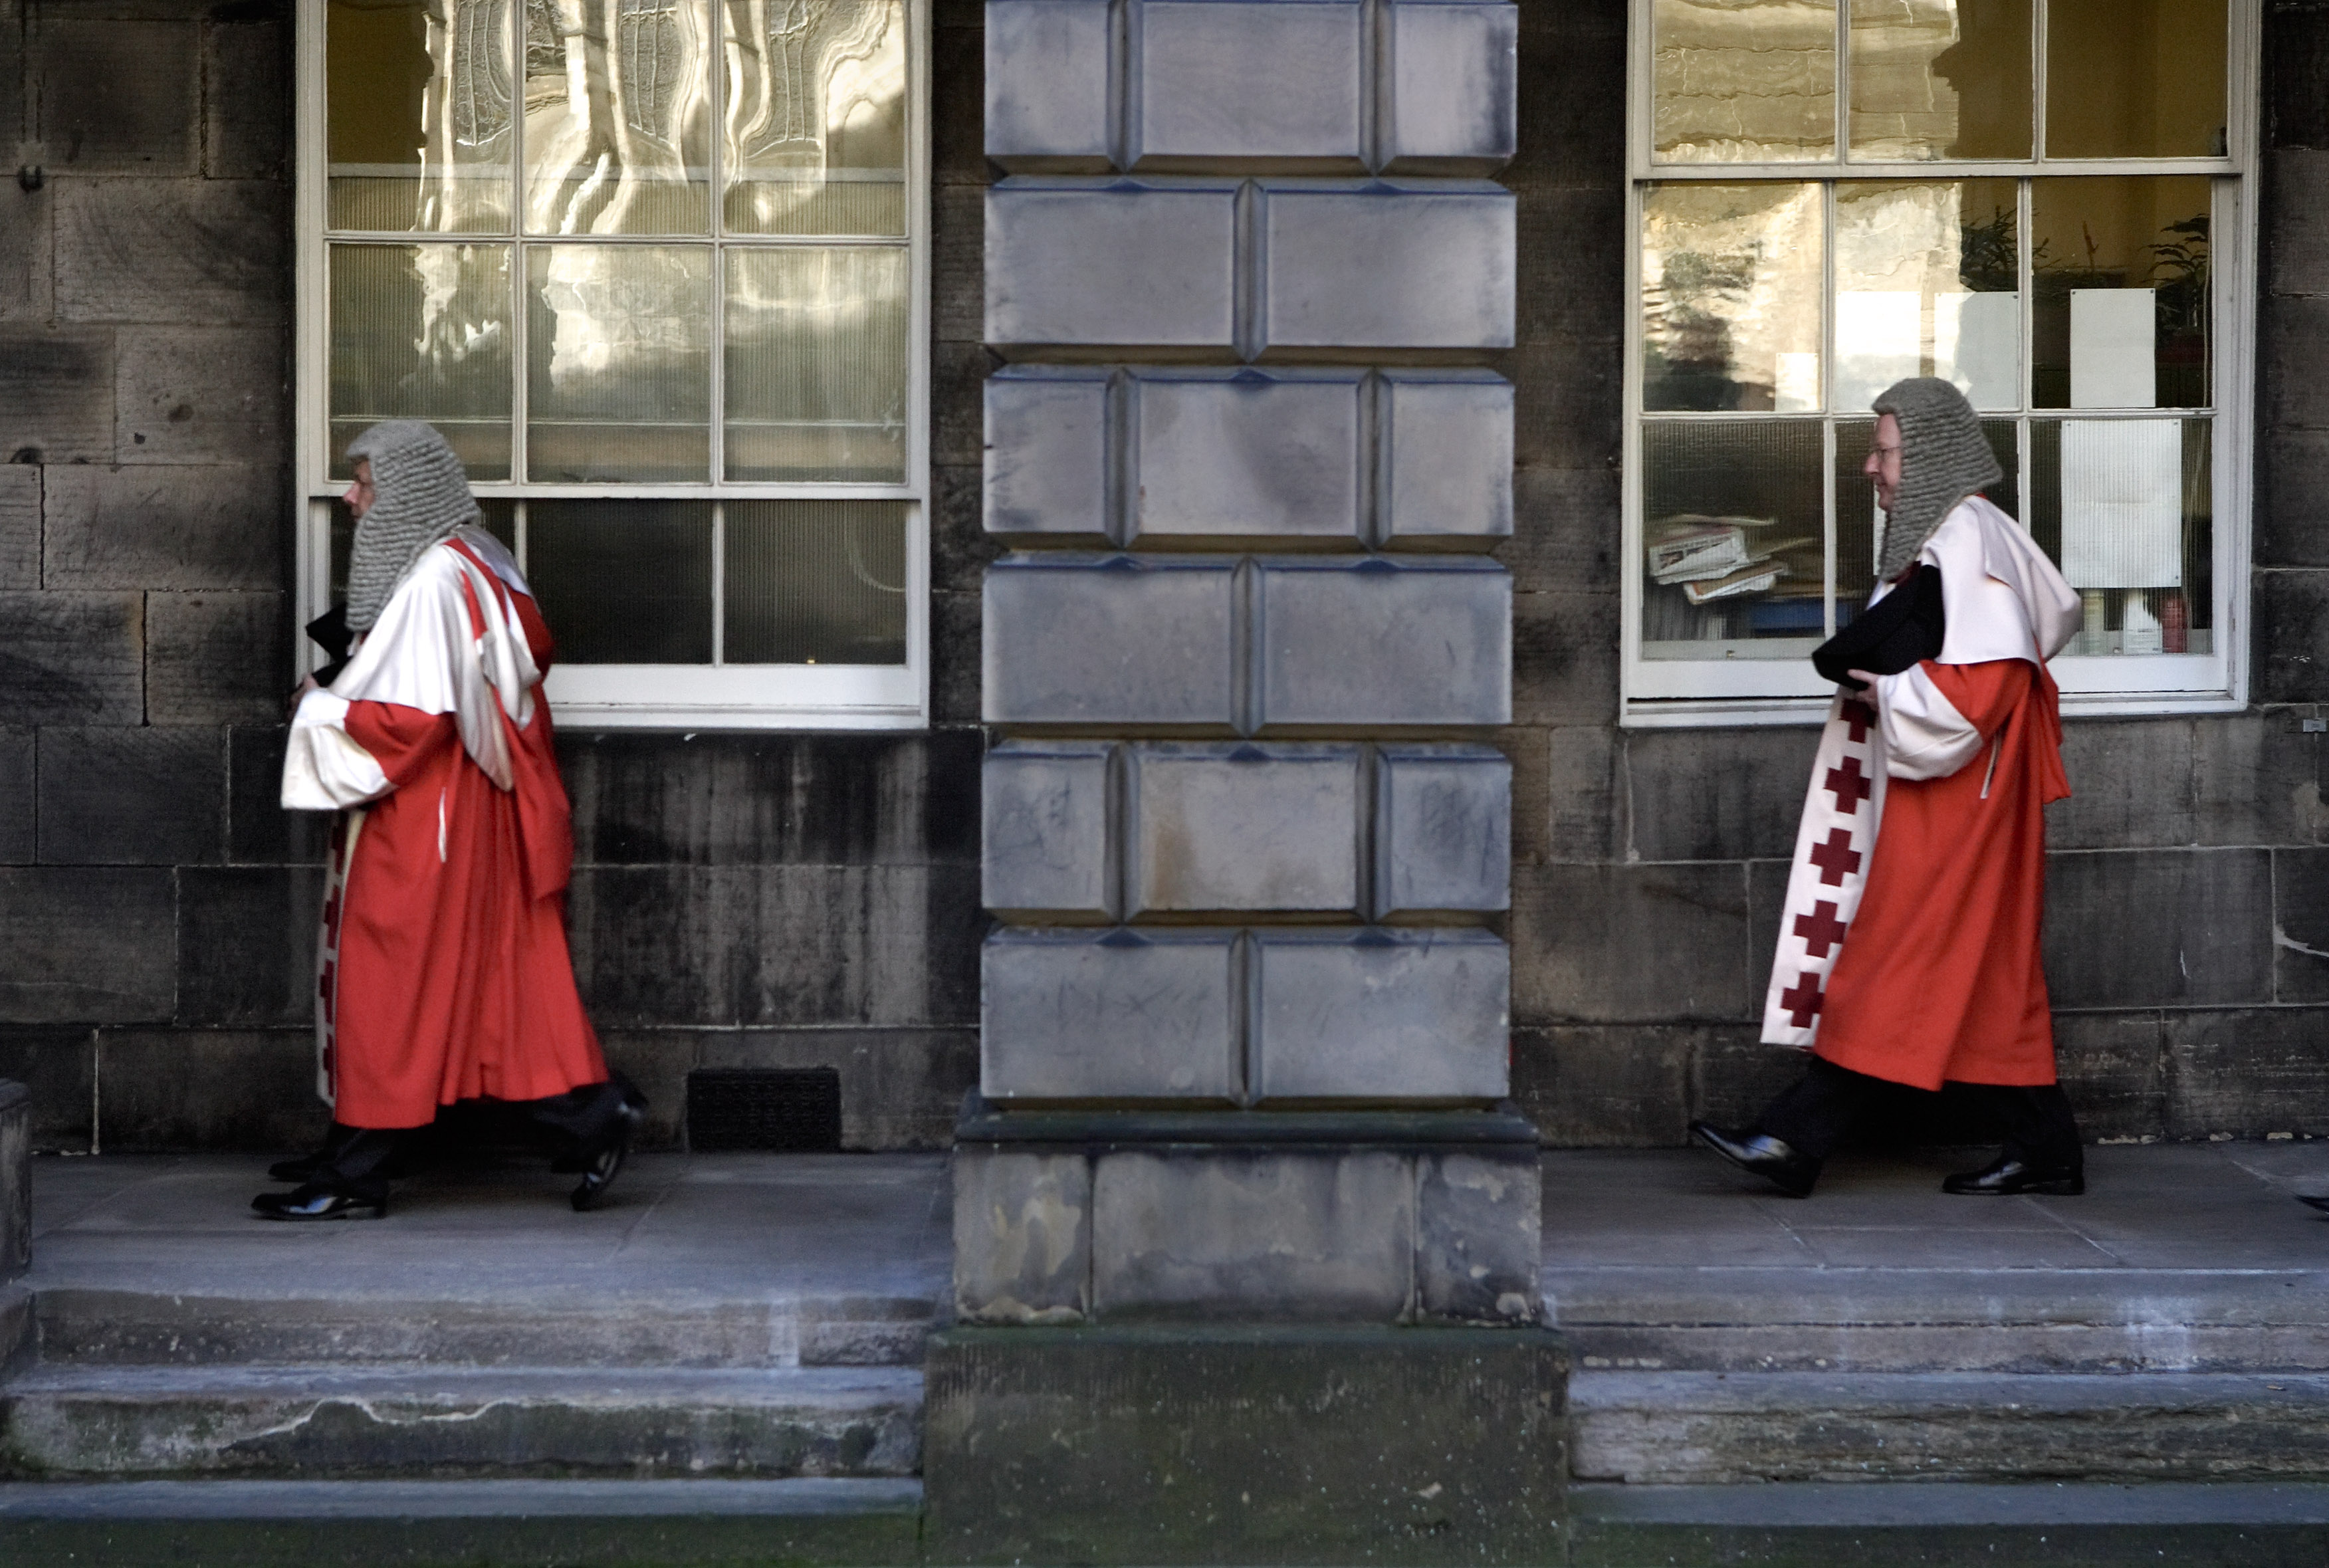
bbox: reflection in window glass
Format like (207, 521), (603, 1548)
(723, 0), (908, 236)
(2045, 0), (2229, 160)
(2031, 418), (2211, 655)
(1641, 419), (1826, 655)
(328, 0), (514, 233)
(2031, 177), (2211, 411)
(1834, 417), (2017, 624)
(526, 244), (711, 481)
(522, 0), (713, 235)
(724, 247), (909, 481)
(329, 244), (514, 479)
(526, 500), (715, 663)
(1651, 0), (1837, 163)
(1642, 183), (1824, 412)
(1834, 180), (2020, 412)
(1848, 0), (2031, 160)
(725, 501), (908, 663)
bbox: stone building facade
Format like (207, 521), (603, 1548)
(1, 0), (2326, 1157)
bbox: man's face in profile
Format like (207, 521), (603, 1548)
(1863, 413), (1902, 515)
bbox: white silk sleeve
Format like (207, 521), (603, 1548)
(280, 690), (394, 811)
(1872, 664), (1985, 781)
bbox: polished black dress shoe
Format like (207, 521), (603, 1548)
(1689, 1121), (1821, 1198)
(1941, 1155), (2084, 1196)
(570, 1102), (643, 1212)
(251, 1184), (386, 1221)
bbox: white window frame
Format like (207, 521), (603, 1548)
(1621, 0), (2261, 727)
(292, 0), (933, 730)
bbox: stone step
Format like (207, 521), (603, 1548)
(1568, 1481), (2329, 1567)
(30, 1287), (931, 1369)
(0, 1364), (922, 1480)
(0, 1477), (925, 1567)
(1571, 1369), (2329, 1485)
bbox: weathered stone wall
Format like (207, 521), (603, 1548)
(0, 0), (990, 1152)
(1503, 0), (2329, 1147)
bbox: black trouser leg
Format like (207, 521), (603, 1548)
(1754, 1059), (1888, 1161)
(1969, 1083), (2083, 1169)
(521, 1077), (631, 1165)
(312, 1123), (407, 1203)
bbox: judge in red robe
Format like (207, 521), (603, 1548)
(1692, 378), (2086, 1199)
(259, 421), (638, 1220)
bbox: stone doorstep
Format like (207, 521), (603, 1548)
(0, 1365), (923, 1480)
(1572, 1370), (2329, 1485)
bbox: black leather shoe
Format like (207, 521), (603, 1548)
(251, 1184), (386, 1221)
(1689, 1121), (1821, 1198)
(570, 1102), (642, 1212)
(1941, 1156), (2084, 1196)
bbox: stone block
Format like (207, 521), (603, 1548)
(0, 329), (114, 464)
(2043, 849), (2273, 1010)
(176, 867), (324, 1027)
(2051, 1011), (2167, 1143)
(0, 1027), (96, 1151)
(933, 462), (1002, 591)
(1511, 861), (1752, 1024)
(203, 15), (289, 180)
(1253, 556), (1511, 728)
(1542, 725), (1622, 863)
(2270, 152), (2329, 296)
(146, 592), (284, 725)
(56, 179), (288, 324)
(1507, 340), (1622, 473)
(2165, 1010), (2329, 1137)
(1131, 368), (1366, 544)
(2259, 427), (2329, 568)
(986, 177), (1240, 350)
(1131, 0), (1367, 171)
(1378, 2), (1519, 173)
(983, 740), (1117, 918)
(986, 0), (1115, 171)
(2193, 715), (2328, 848)
(43, 465), (282, 591)
(116, 327), (288, 466)
(1505, 465), (1622, 594)
(36, 21), (197, 173)
(1415, 1147), (1539, 1321)
(96, 1030), (328, 1151)
(37, 728), (223, 866)
(983, 366), (1113, 540)
(0, 1078), (21, 1280)
(1258, 180), (1515, 353)
(931, 588), (984, 724)
(2274, 846), (2329, 1004)
(935, 185), (988, 346)
(0, 869), (175, 1023)
(923, 1324), (1569, 1565)
(933, 19), (990, 188)
(1089, 1148), (1414, 1317)
(983, 553), (1239, 727)
(1509, 1024), (1697, 1147)
(952, 1147), (1093, 1323)
(1622, 725), (1820, 863)
(2265, 294), (2329, 433)
(980, 927), (1239, 1100)
(1249, 927), (1509, 1101)
(1380, 370), (1513, 544)
(0, 594), (144, 727)
(0, 467), (35, 589)
(1127, 742), (1360, 913)
(0, 732), (29, 863)
(1512, 588), (1620, 727)
(228, 726), (329, 867)
(1374, 744), (1511, 915)
(2049, 719), (2195, 851)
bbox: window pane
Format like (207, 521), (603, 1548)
(1642, 183), (1824, 412)
(328, 0), (514, 233)
(525, 243), (711, 481)
(1652, 0), (1837, 163)
(1834, 179), (2020, 412)
(330, 499), (512, 601)
(2045, 0), (2228, 160)
(724, 501), (908, 663)
(722, 0), (908, 237)
(2031, 177), (2211, 411)
(1641, 419), (1826, 657)
(522, 0), (712, 235)
(724, 247), (909, 482)
(1848, 0), (2031, 161)
(329, 243), (514, 479)
(526, 499), (713, 662)
(2030, 417), (2211, 655)
(1834, 416), (2017, 624)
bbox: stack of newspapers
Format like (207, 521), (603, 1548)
(1647, 514), (1803, 607)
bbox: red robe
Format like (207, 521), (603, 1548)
(296, 536), (605, 1129)
(1813, 658), (2071, 1090)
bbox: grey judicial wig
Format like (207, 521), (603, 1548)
(1871, 376), (2005, 584)
(343, 421), (480, 631)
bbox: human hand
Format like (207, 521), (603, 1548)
(286, 674), (318, 719)
(1846, 669), (1882, 689)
